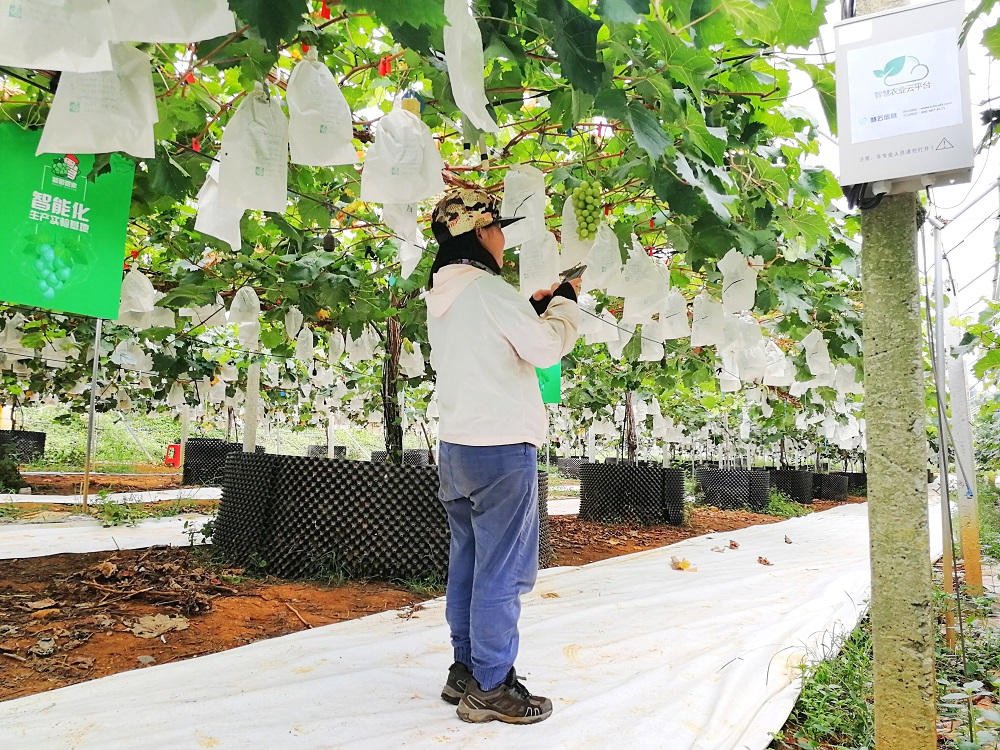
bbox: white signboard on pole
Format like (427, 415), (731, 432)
(835, 0), (974, 190)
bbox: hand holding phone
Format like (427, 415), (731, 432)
(561, 263), (587, 282)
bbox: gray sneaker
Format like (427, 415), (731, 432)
(441, 662), (472, 705)
(457, 668), (553, 724)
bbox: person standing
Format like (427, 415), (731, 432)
(425, 188), (581, 724)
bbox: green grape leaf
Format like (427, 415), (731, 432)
(537, 0), (605, 95)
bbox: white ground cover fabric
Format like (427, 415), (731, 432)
(0, 514), (211, 559)
(0, 502), (941, 750)
(0, 487), (221, 505)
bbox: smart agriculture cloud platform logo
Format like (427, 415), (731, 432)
(873, 55), (929, 86)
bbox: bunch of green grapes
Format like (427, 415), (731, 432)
(571, 180), (602, 241)
(52, 161), (70, 178)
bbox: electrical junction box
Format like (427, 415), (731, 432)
(834, 0), (974, 194)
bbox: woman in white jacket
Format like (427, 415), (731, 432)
(427, 188), (580, 725)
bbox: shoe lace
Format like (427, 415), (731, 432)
(507, 674), (532, 701)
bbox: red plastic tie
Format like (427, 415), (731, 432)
(184, 71), (195, 85)
(649, 218), (655, 228)
(320, 0), (331, 20)
(302, 44), (311, 54)
(191, 137), (201, 153)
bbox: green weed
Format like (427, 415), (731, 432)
(0, 502), (26, 519)
(397, 573), (446, 597)
(765, 490), (813, 518)
(773, 620), (875, 750)
(92, 491), (150, 527)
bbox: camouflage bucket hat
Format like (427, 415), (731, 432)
(431, 188), (522, 244)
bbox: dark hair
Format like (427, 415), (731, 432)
(427, 229), (501, 289)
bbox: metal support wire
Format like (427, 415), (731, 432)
(922, 226), (974, 715)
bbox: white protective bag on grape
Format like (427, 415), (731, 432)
(381, 203), (424, 279)
(360, 107), (445, 204)
(719, 351), (741, 392)
(639, 326), (664, 362)
(659, 288), (690, 339)
(622, 254), (665, 325)
(801, 328), (833, 375)
(518, 232), (560, 297)
(717, 248), (762, 314)
(346, 326), (378, 364)
(575, 294), (604, 338)
(835, 363), (863, 395)
(167, 382), (186, 408)
(690, 291), (725, 348)
(585, 309), (621, 345)
(295, 326), (314, 364)
(763, 340), (794, 387)
(109, 0), (236, 43)
(606, 321), (636, 360)
(443, 0), (499, 134)
(287, 49), (359, 167)
(501, 165), (546, 249)
(195, 162), (243, 252)
(399, 342), (425, 378)
(181, 295), (227, 327)
(583, 224), (623, 293)
(227, 287), (260, 324)
(0, 0), (114, 72)
(735, 345), (767, 382)
(328, 331), (345, 362)
(37, 43), (158, 158)
(284, 307), (304, 341)
(560, 197), (595, 269)
(118, 268), (157, 321)
(238, 321), (260, 349)
(218, 82), (289, 213)
(110, 339), (151, 373)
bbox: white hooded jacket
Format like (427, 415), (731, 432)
(426, 265), (580, 448)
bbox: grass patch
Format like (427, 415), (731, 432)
(774, 621), (875, 749)
(92, 492), (151, 527)
(764, 490), (813, 518)
(397, 573), (446, 597)
(0, 502), (26, 520)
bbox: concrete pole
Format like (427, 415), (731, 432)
(946, 308), (984, 596)
(243, 362), (260, 452)
(81, 319), (104, 513)
(860, 186), (937, 749)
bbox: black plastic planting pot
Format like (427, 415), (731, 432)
(182, 438), (264, 486)
(771, 469), (814, 505)
(0, 430), (45, 463)
(556, 457), (584, 479)
(578, 462), (684, 526)
(214, 453), (550, 580)
(307, 445), (348, 458)
(370, 449), (433, 466)
(813, 473), (849, 502)
(696, 468), (771, 511)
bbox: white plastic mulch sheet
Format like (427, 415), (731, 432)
(0, 514), (212, 559)
(1, 487), (221, 505)
(0, 502), (943, 750)
(546, 497), (580, 516)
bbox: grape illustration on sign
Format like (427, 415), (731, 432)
(0, 124), (135, 319)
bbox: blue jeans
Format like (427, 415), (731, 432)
(438, 441), (539, 692)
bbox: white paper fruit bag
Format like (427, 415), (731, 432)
(0, 0), (114, 72)
(360, 107), (445, 204)
(443, 0), (498, 134)
(109, 0), (237, 43)
(37, 43), (157, 158)
(218, 83), (289, 213)
(287, 50), (359, 167)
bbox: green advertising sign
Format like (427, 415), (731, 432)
(536, 362), (562, 405)
(0, 124), (135, 319)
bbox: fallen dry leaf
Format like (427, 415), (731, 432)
(96, 562), (118, 578)
(26, 598), (56, 611)
(710, 546), (727, 553)
(129, 614), (189, 639)
(541, 592), (560, 599)
(670, 556), (697, 571)
(784, 536), (793, 544)
(29, 608), (61, 620)
(729, 540), (740, 549)
(757, 556), (774, 566)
